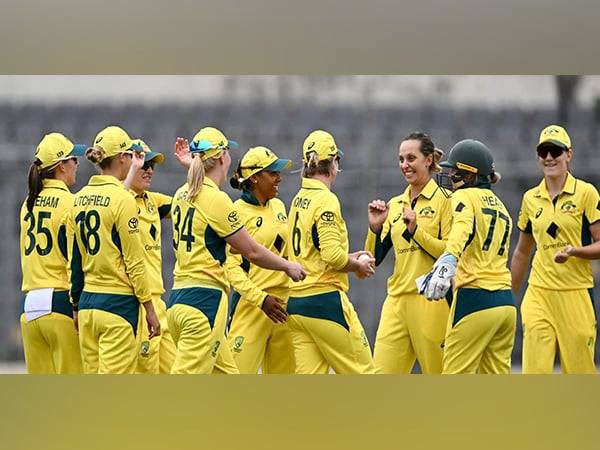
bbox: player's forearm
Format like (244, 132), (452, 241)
(510, 250), (529, 295)
(412, 226), (446, 259)
(225, 257), (267, 307)
(569, 242), (600, 259)
(243, 242), (289, 272)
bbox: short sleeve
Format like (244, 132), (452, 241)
(517, 194), (532, 234)
(207, 191), (244, 238)
(583, 184), (600, 225)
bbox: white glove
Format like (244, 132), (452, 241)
(416, 252), (457, 301)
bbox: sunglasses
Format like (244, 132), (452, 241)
(537, 145), (566, 159)
(142, 161), (155, 171)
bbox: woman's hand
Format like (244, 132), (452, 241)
(174, 137), (193, 168)
(368, 200), (389, 233)
(261, 295), (288, 323)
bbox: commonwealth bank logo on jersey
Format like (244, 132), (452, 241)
(233, 336), (245, 353)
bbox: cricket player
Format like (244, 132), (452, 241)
(225, 146), (295, 373)
(287, 130), (376, 374)
(68, 126), (161, 374)
(419, 139), (516, 374)
(19, 133), (86, 373)
(512, 125), (600, 374)
(122, 139), (178, 374)
(366, 132), (452, 374)
(167, 127), (305, 374)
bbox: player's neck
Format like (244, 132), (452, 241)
(409, 176), (429, 201)
(544, 172), (567, 199)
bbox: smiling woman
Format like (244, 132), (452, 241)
(121, 139), (178, 374)
(225, 146), (296, 374)
(511, 125), (600, 374)
(365, 132), (452, 374)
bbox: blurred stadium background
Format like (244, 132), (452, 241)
(2, 75), (600, 373)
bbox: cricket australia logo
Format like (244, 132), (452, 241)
(535, 208), (543, 219)
(418, 206), (435, 219)
(233, 336), (245, 353)
(560, 200), (578, 215)
(140, 341), (150, 357)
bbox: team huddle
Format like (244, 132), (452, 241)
(19, 123), (600, 374)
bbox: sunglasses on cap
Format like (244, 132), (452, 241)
(142, 160), (155, 171)
(537, 145), (566, 159)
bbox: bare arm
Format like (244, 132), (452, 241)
(510, 231), (535, 296)
(555, 221), (600, 262)
(226, 228), (306, 281)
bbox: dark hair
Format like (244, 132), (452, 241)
(302, 152), (336, 178)
(26, 159), (56, 212)
(229, 160), (253, 191)
(402, 132), (443, 173)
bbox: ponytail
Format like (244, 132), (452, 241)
(431, 148), (444, 173)
(186, 154), (205, 201)
(26, 161), (43, 212)
(26, 159), (56, 212)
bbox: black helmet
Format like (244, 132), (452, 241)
(440, 139), (495, 176)
(438, 139), (499, 190)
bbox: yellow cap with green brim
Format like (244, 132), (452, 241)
(237, 146), (292, 182)
(537, 125), (571, 150)
(189, 127), (239, 160)
(132, 138), (165, 164)
(92, 126), (143, 158)
(35, 133), (86, 169)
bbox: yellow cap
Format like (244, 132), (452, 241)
(92, 126), (143, 158)
(537, 125), (571, 150)
(132, 138), (165, 164)
(302, 130), (343, 163)
(35, 133), (86, 170)
(189, 127), (239, 160)
(237, 146), (292, 182)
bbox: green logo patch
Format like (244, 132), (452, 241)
(233, 336), (245, 353)
(140, 340), (150, 357)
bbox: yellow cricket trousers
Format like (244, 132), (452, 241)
(442, 288), (516, 374)
(136, 296), (177, 374)
(167, 286), (237, 374)
(20, 290), (81, 374)
(287, 290), (374, 374)
(228, 289), (295, 374)
(521, 285), (596, 374)
(373, 293), (449, 374)
(78, 292), (140, 374)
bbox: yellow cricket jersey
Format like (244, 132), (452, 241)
(171, 177), (244, 292)
(288, 178), (349, 295)
(67, 175), (151, 305)
(20, 179), (73, 292)
(134, 191), (172, 296)
(445, 186), (513, 290)
(365, 178), (452, 296)
(518, 173), (600, 290)
(224, 192), (290, 307)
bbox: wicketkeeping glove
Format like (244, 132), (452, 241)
(416, 252), (457, 301)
